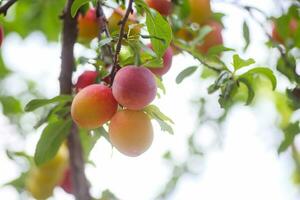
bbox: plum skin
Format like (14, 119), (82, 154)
(109, 109), (154, 157)
(77, 8), (100, 42)
(145, 0), (172, 16)
(188, 0), (211, 25)
(147, 45), (173, 76)
(75, 71), (98, 92)
(71, 84), (118, 129)
(197, 20), (223, 54)
(112, 66), (157, 110)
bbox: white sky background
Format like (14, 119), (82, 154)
(0, 0), (300, 199)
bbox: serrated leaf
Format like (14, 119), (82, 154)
(242, 21), (250, 51)
(34, 119), (72, 166)
(176, 66), (198, 84)
(144, 105), (174, 124)
(71, 0), (90, 17)
(240, 67), (276, 90)
(238, 77), (255, 105)
(25, 95), (72, 112)
(145, 9), (172, 57)
(232, 54), (255, 71)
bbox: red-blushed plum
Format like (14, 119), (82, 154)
(109, 109), (153, 157)
(145, 0), (172, 16)
(147, 44), (173, 76)
(75, 71), (98, 92)
(272, 18), (298, 44)
(112, 66), (157, 110)
(77, 8), (100, 42)
(59, 168), (72, 194)
(197, 20), (223, 54)
(71, 84), (118, 129)
(188, 0), (211, 25)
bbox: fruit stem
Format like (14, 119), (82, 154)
(0, 0), (18, 16)
(59, 0), (91, 199)
(109, 0), (135, 86)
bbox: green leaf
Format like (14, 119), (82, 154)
(144, 105), (174, 124)
(6, 150), (33, 164)
(71, 0), (90, 17)
(99, 38), (113, 48)
(80, 127), (107, 160)
(3, 172), (28, 192)
(34, 119), (72, 166)
(206, 45), (234, 56)
(242, 21), (250, 51)
(238, 77), (255, 105)
(0, 96), (22, 115)
(189, 25), (212, 46)
(25, 95), (72, 112)
(232, 54), (255, 71)
(156, 119), (174, 134)
(239, 67), (276, 90)
(278, 122), (300, 154)
(176, 66), (198, 84)
(145, 9), (172, 57)
(208, 71), (231, 94)
(178, 0), (190, 19)
(219, 79), (237, 108)
(277, 55), (300, 84)
(143, 58), (163, 68)
(155, 76), (166, 94)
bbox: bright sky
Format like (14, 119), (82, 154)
(0, 0), (300, 199)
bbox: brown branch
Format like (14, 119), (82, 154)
(96, 1), (114, 63)
(0, 0), (17, 15)
(110, 0), (134, 84)
(59, 0), (91, 199)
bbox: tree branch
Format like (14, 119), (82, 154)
(96, 1), (114, 66)
(0, 0), (17, 15)
(110, 0), (134, 84)
(59, 0), (91, 199)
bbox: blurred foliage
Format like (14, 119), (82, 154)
(0, 0), (300, 199)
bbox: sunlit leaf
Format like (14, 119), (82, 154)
(34, 119), (72, 166)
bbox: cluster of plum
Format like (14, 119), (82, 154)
(71, 0), (226, 158)
(71, 4), (175, 158)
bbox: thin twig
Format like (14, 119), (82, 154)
(110, 0), (134, 84)
(0, 0), (17, 15)
(96, 1), (114, 59)
(59, 0), (91, 199)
